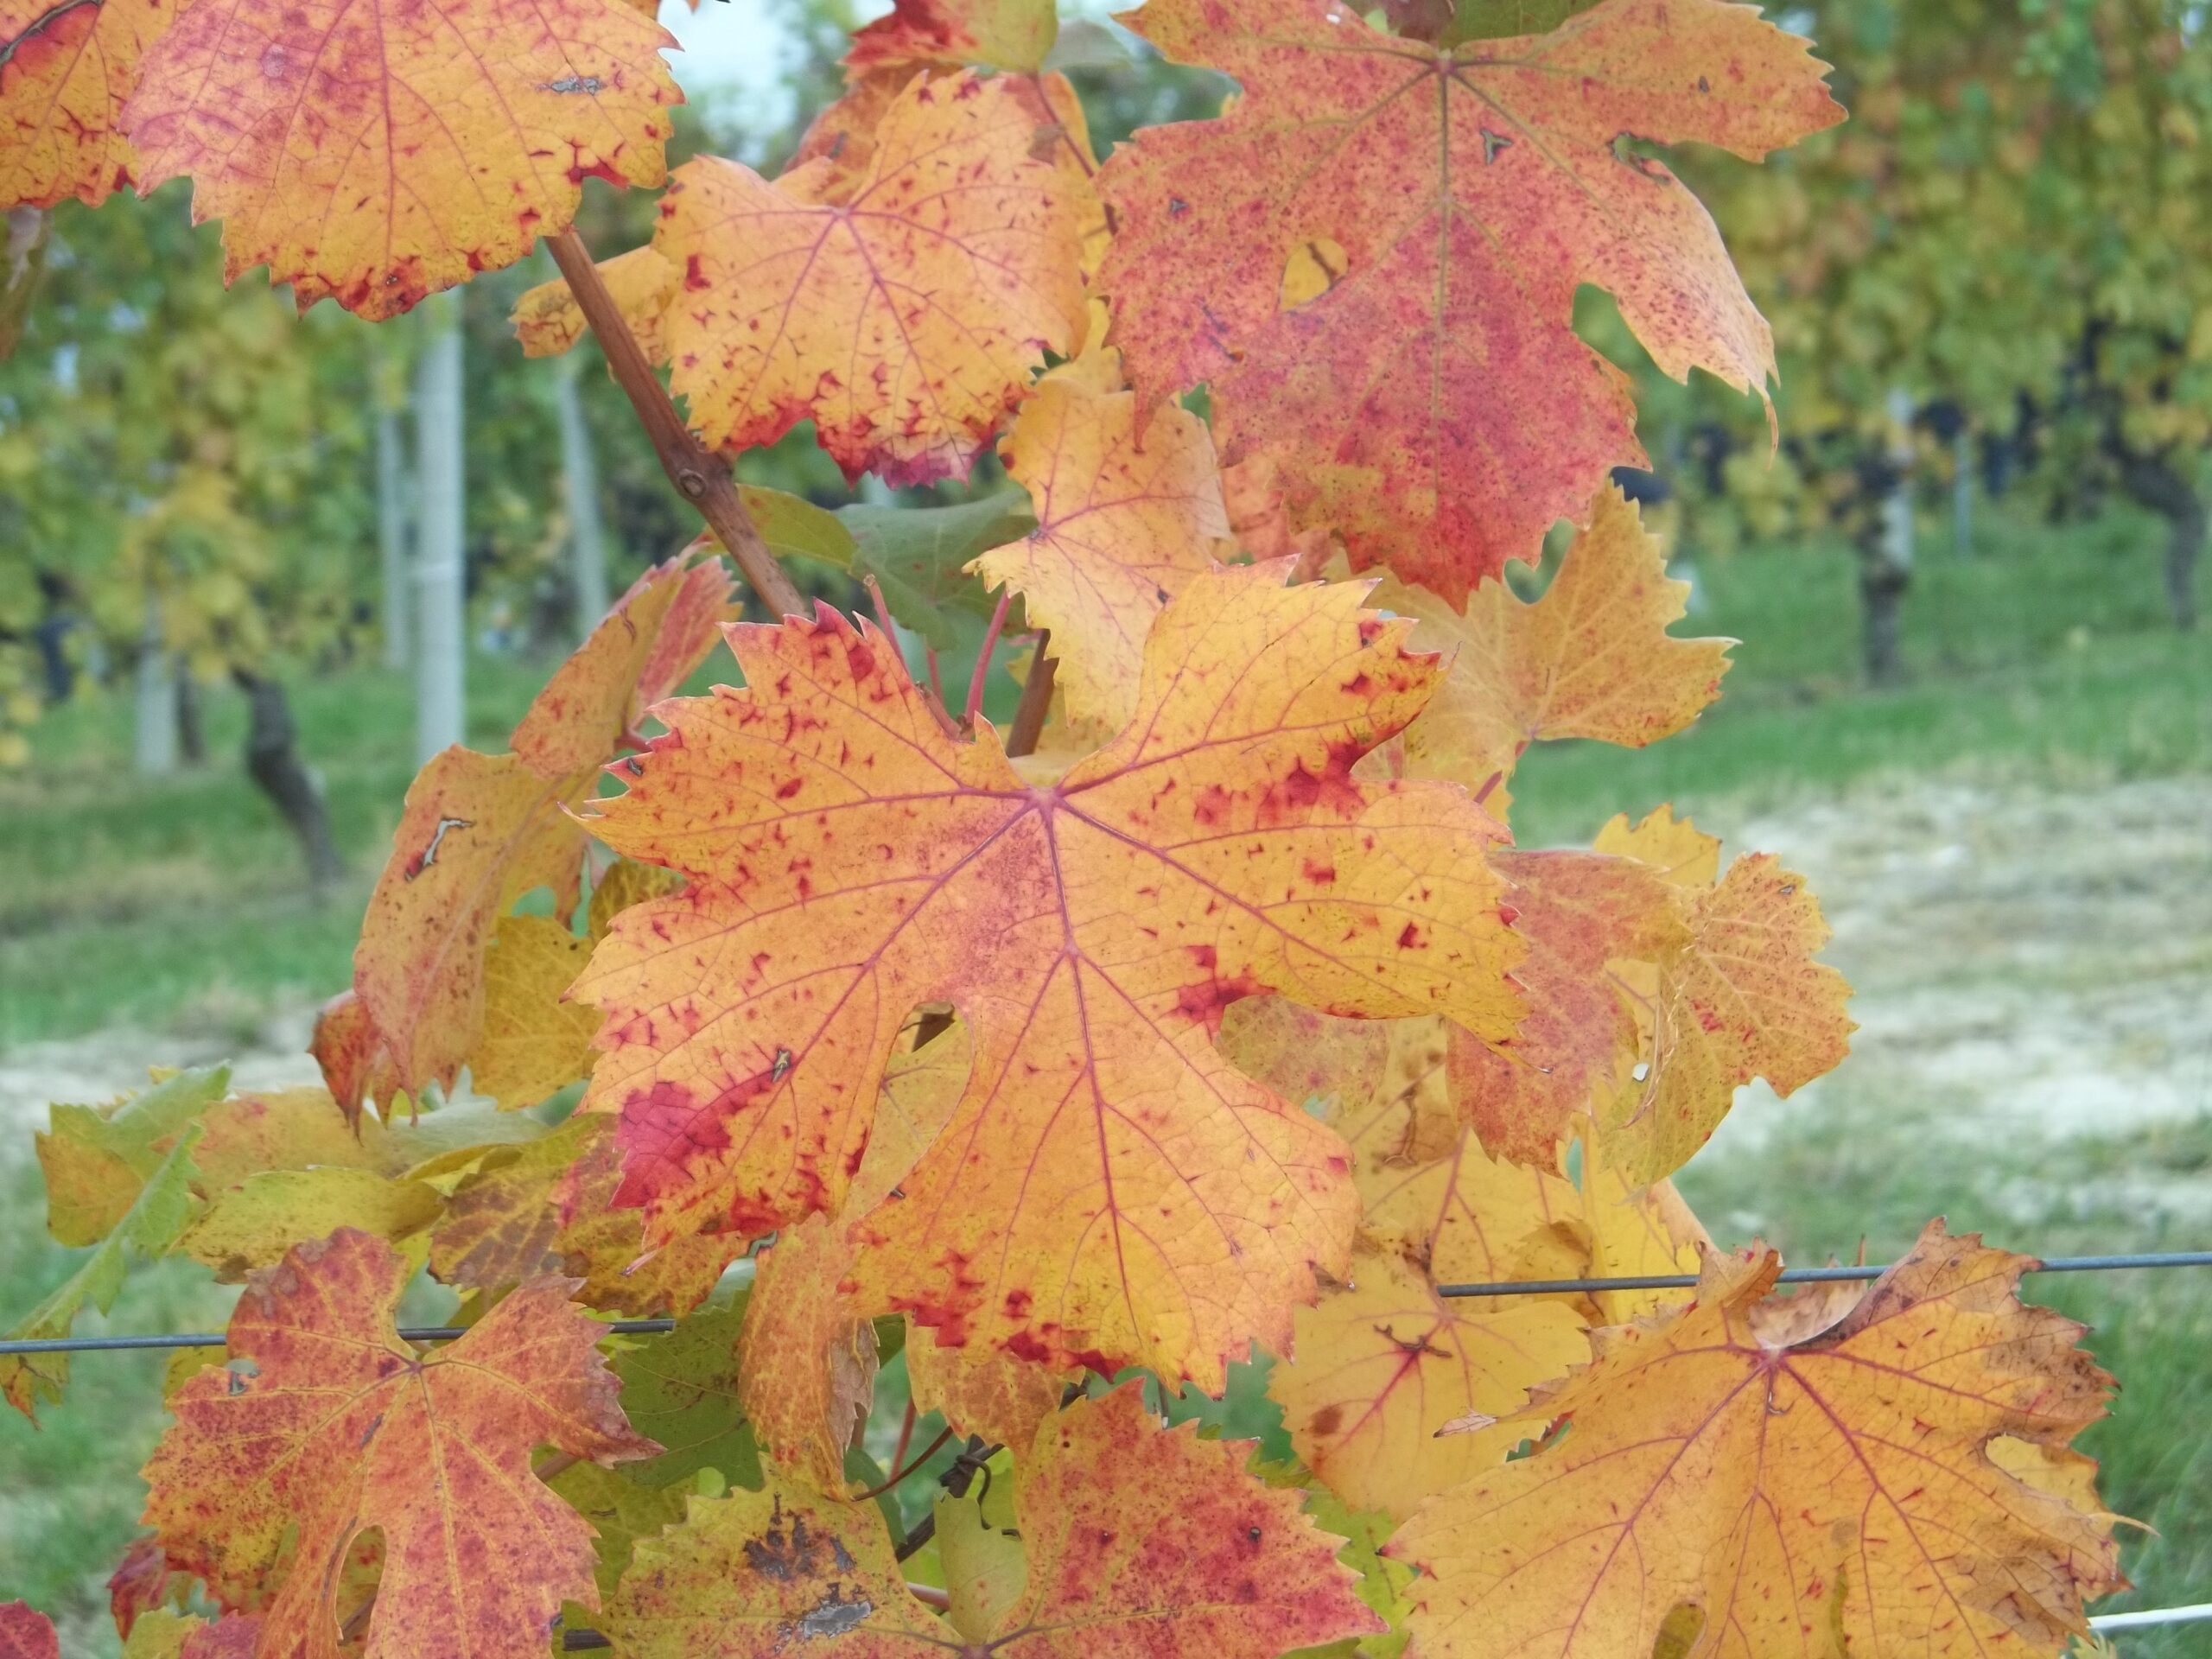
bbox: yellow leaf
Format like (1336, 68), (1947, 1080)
(511, 245), (677, 361)
(736, 1214), (878, 1494)
(468, 914), (600, 1110)
(971, 360), (1229, 728)
(120, 0), (680, 316)
(906, 1325), (1072, 1452)
(1370, 486), (1733, 816)
(655, 70), (1088, 484)
(1592, 803), (1721, 889)
(1269, 1248), (1587, 1522)
(1599, 852), (1855, 1183)
(1391, 1224), (2126, 1659)
(175, 1168), (442, 1280)
(609, 1383), (1383, 1656)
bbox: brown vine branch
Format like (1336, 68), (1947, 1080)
(1005, 630), (1057, 759)
(544, 226), (806, 620)
(856, 1424), (956, 1500)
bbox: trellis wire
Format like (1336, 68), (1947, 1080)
(1433, 1249), (2212, 1300)
(5, 1250), (2209, 1357)
(2088, 1601), (2212, 1631)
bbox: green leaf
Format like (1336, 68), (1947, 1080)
(842, 492), (1036, 650)
(609, 1295), (761, 1491)
(3, 1122), (207, 1419)
(35, 1065), (232, 1247)
(738, 485), (858, 571)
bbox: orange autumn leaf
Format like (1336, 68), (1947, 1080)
(735, 1214), (879, 1492)
(1268, 1247), (1587, 1522)
(333, 555), (729, 1113)
(119, 0), (679, 318)
(1600, 849), (1855, 1183)
(576, 563), (1522, 1386)
(1391, 1223), (2126, 1659)
(655, 69), (1087, 485)
(512, 243), (678, 362)
(1371, 486), (1733, 810)
(1096, 0), (1841, 601)
(970, 355), (1229, 727)
(0, 1604), (54, 1659)
(0, 0), (176, 209)
(609, 1383), (1384, 1656)
(141, 1229), (657, 1659)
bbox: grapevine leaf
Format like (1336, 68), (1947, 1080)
(1575, 1154), (1708, 1324)
(842, 489), (1035, 650)
(1459, 847), (1687, 1164)
(142, 1229), (658, 1657)
(3, 1122), (203, 1418)
(0, 0), (176, 209)
(1390, 1223), (2127, 1658)
(1096, 0), (1842, 601)
(576, 563), (1522, 1385)
(340, 554), (730, 1113)
(1268, 1248), (1587, 1520)
(350, 747), (596, 1099)
(846, 0), (1058, 77)
(611, 1382), (1384, 1656)
(737, 486), (861, 575)
(653, 70), (1088, 485)
(119, 0), (680, 317)
(844, 1019), (969, 1219)
(109, 1532), (185, 1640)
(906, 1320), (1073, 1452)
(1219, 993), (1710, 1320)
(188, 1085), (388, 1192)
(588, 857), (688, 943)
(970, 357), (1229, 727)
(511, 554), (735, 779)
(1594, 802), (1722, 887)
(1371, 486), (1732, 812)
(935, 1483), (1029, 1642)
(117, 1611), (263, 1659)
(34, 1065), (229, 1246)
(736, 1214), (879, 1492)
(605, 1296), (760, 1489)
(1599, 848), (1854, 1183)
(175, 1166), (444, 1280)
(468, 913), (601, 1110)
(0, 1603), (54, 1659)
(430, 1114), (742, 1316)
(549, 1462), (688, 1601)
(512, 244), (677, 360)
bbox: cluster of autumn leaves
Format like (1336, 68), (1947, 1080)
(0, 0), (2139, 1653)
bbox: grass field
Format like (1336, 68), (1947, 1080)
(3, 505), (2209, 1651)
